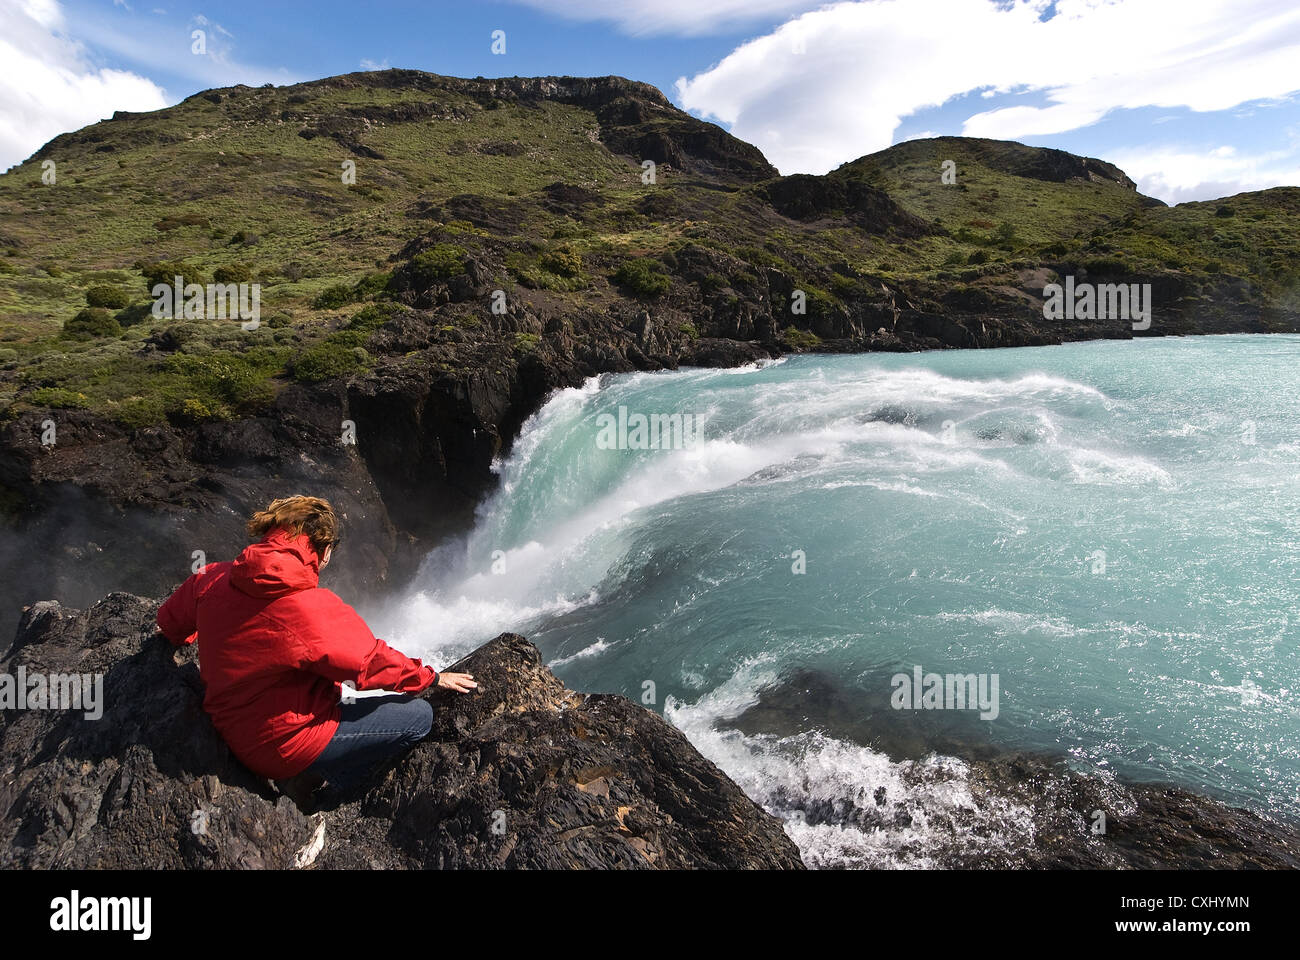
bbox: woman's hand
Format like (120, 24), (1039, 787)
(436, 672), (478, 693)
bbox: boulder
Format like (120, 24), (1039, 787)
(0, 594), (803, 870)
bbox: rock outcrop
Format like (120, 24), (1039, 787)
(0, 593), (804, 869)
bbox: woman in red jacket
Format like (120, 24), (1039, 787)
(156, 495), (476, 808)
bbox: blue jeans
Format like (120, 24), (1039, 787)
(305, 693), (433, 797)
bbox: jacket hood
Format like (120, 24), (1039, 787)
(229, 528), (321, 599)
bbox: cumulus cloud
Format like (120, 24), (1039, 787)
(504, 0), (828, 36)
(675, 0), (1300, 189)
(0, 0), (169, 172)
(1107, 142), (1300, 205)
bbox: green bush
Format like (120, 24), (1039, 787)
(782, 326), (822, 350)
(85, 284), (131, 309)
(410, 244), (467, 287)
(313, 283), (354, 310)
(538, 244), (583, 278)
(213, 263), (254, 284)
(27, 387), (91, 409)
(613, 257), (671, 298)
(62, 308), (123, 340)
(345, 303), (398, 331)
(353, 271), (392, 300)
(830, 274), (863, 299)
(698, 272), (728, 295)
(114, 302), (154, 327)
(141, 259), (207, 290)
(967, 250), (989, 265)
(291, 339), (367, 383)
(163, 349), (282, 418)
(802, 287), (841, 320)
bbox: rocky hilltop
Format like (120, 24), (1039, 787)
(0, 593), (803, 869)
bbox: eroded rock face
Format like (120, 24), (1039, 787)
(0, 594), (803, 870)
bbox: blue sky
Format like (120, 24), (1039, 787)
(3, 0), (1300, 203)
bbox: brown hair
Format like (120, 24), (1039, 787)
(246, 495), (340, 556)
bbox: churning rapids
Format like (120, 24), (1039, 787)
(365, 335), (1300, 868)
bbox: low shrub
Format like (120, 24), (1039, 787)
(85, 285), (132, 309)
(140, 259), (207, 290)
(27, 387), (91, 409)
(538, 244), (583, 278)
(410, 244), (467, 287)
(313, 284), (354, 310)
(613, 257), (671, 298)
(291, 339), (368, 383)
(353, 271), (392, 300)
(213, 263), (254, 284)
(62, 308), (122, 340)
(782, 326), (822, 350)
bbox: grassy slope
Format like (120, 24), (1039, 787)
(845, 137), (1300, 305)
(0, 77), (660, 423)
(1, 72), (1297, 429)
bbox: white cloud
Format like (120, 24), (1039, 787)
(1107, 142), (1300, 204)
(503, 0), (828, 36)
(88, 13), (297, 89)
(675, 0), (1300, 182)
(0, 0), (169, 172)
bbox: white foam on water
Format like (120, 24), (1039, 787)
(662, 659), (1037, 868)
(1066, 446), (1174, 487)
(548, 638), (613, 667)
(374, 574), (601, 665)
(719, 356), (788, 374)
(928, 608), (1081, 637)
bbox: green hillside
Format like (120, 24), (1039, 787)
(0, 70), (1297, 430)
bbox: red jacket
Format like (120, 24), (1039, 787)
(156, 528), (438, 779)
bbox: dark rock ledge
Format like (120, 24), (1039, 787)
(0, 593), (803, 870)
